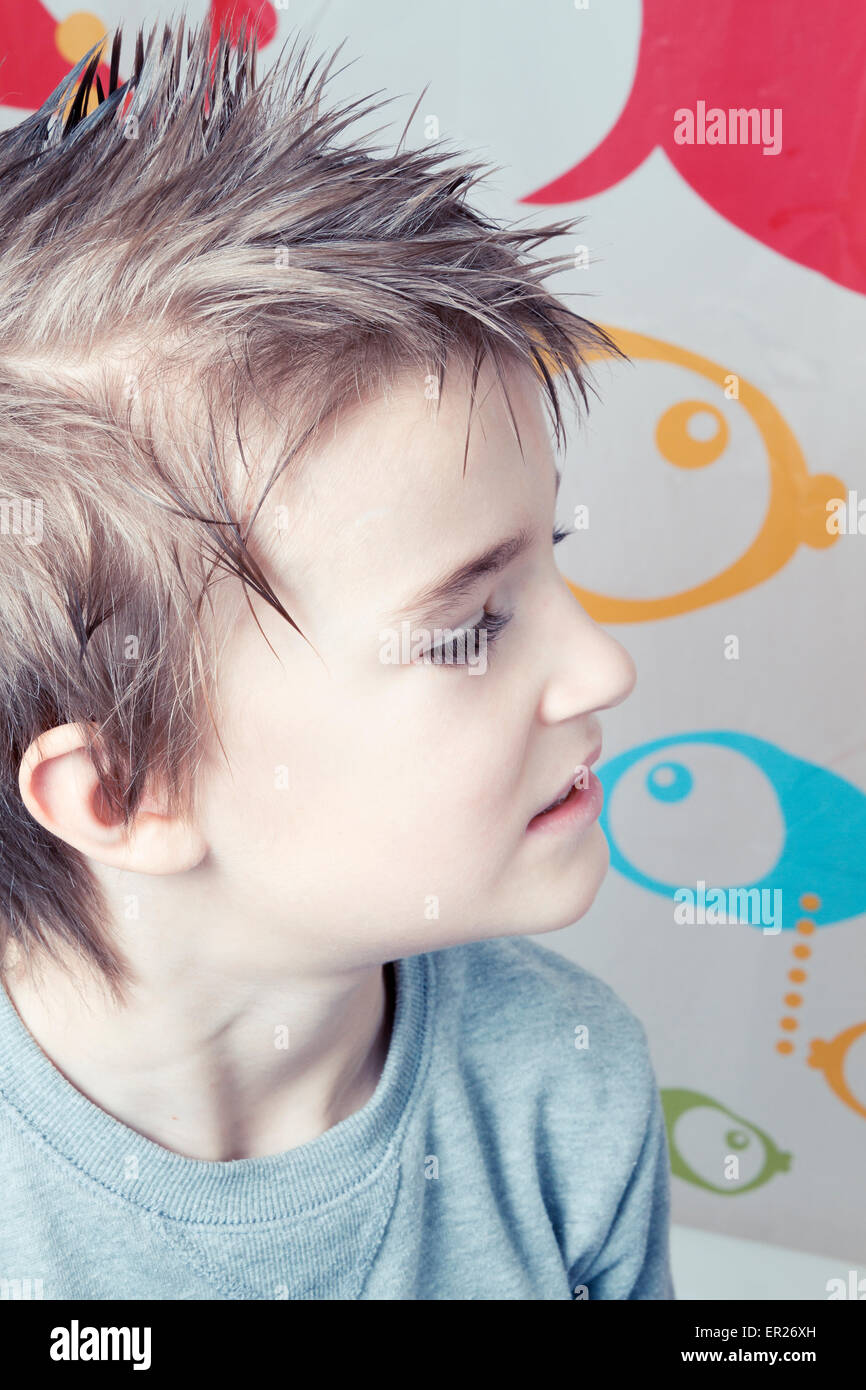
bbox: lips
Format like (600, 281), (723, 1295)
(533, 742), (603, 819)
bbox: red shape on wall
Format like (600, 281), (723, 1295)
(0, 2), (278, 114)
(210, 0), (278, 50)
(522, 0), (866, 297)
(0, 2), (102, 109)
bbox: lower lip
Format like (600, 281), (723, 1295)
(526, 771), (604, 836)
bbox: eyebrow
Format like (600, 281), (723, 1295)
(389, 465), (563, 624)
(389, 527), (535, 625)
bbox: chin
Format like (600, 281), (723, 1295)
(518, 823), (611, 936)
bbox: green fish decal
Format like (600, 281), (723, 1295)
(661, 1088), (792, 1195)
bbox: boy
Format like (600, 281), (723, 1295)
(0, 17), (674, 1300)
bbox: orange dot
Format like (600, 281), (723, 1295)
(784, 993), (803, 1007)
(788, 968), (807, 983)
(55, 14), (108, 121)
(55, 13), (107, 65)
(796, 919), (815, 934)
(780, 1016), (798, 1031)
(793, 944), (811, 959)
(776, 1039), (794, 1055)
(800, 892), (821, 911)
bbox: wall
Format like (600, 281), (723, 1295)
(2, 0), (863, 1264)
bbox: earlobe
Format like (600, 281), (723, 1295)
(18, 722), (207, 875)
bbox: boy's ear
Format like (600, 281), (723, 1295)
(17, 723), (207, 874)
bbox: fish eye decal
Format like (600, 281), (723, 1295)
(605, 744), (785, 892)
(551, 327), (844, 622)
(661, 1088), (793, 1195)
(598, 731), (866, 932)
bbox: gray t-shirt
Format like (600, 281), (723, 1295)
(0, 935), (675, 1300)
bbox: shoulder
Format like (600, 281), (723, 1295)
(420, 938), (673, 1298)
(427, 934), (656, 1108)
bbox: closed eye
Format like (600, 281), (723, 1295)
(419, 526), (575, 668)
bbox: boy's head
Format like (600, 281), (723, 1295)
(0, 17), (635, 1006)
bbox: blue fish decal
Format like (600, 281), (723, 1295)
(598, 731), (866, 929)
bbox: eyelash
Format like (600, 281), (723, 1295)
(424, 607), (513, 665)
(424, 525), (575, 666)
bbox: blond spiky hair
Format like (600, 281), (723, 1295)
(0, 14), (624, 1001)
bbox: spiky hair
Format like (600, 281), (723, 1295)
(0, 14), (623, 1000)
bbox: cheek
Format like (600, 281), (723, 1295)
(377, 697), (526, 858)
(210, 662), (526, 870)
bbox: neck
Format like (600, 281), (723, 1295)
(2, 948), (395, 1161)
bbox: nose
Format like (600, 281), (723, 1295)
(536, 577), (637, 725)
